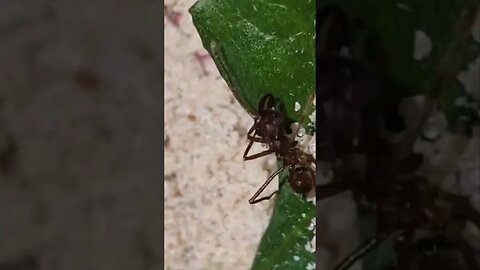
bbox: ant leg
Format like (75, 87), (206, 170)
(244, 149), (275, 161)
(243, 139), (274, 161)
(334, 236), (380, 270)
(247, 134), (270, 143)
(243, 140), (273, 160)
(246, 120), (269, 143)
(247, 121), (257, 137)
(243, 140), (254, 160)
(249, 190), (278, 204)
(249, 167), (284, 204)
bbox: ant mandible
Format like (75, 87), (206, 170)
(243, 93), (316, 204)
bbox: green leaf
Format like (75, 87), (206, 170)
(189, 0), (315, 123)
(189, 0), (316, 269)
(252, 172), (315, 270)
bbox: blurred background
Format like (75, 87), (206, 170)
(0, 0), (165, 269)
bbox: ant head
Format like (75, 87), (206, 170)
(288, 166), (314, 194)
(258, 94), (276, 112)
(256, 110), (284, 139)
(255, 94), (287, 140)
(255, 94), (302, 140)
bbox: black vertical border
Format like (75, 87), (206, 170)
(159, 1), (165, 269)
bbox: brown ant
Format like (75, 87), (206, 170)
(243, 93), (316, 204)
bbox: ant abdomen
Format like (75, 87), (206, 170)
(289, 166), (314, 194)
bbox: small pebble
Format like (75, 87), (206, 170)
(295, 102), (301, 112)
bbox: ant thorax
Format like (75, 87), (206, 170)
(290, 122), (316, 163)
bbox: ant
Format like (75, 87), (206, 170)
(243, 93), (316, 204)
